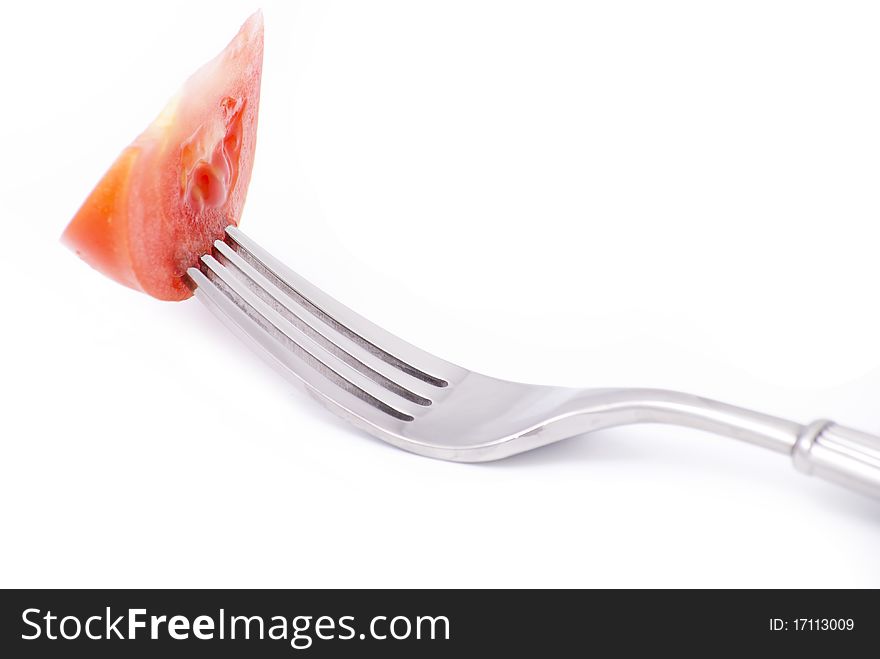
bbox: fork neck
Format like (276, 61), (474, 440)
(563, 388), (801, 455)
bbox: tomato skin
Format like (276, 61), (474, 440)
(62, 12), (263, 301)
(62, 147), (140, 291)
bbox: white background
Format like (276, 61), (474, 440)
(2, 1), (879, 588)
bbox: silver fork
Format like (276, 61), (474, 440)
(187, 226), (880, 499)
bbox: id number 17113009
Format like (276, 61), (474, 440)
(769, 619), (854, 632)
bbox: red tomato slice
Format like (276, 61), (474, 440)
(62, 12), (264, 301)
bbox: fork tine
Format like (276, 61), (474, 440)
(188, 258), (418, 424)
(225, 226), (466, 387)
(211, 239), (436, 406)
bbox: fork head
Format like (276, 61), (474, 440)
(187, 226), (586, 462)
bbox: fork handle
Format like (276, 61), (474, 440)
(792, 420), (880, 498)
(562, 389), (880, 498)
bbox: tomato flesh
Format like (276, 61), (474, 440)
(62, 12), (263, 301)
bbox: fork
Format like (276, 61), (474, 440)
(186, 226), (880, 499)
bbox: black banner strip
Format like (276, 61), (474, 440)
(1, 589), (876, 657)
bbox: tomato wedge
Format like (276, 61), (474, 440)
(62, 12), (264, 301)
